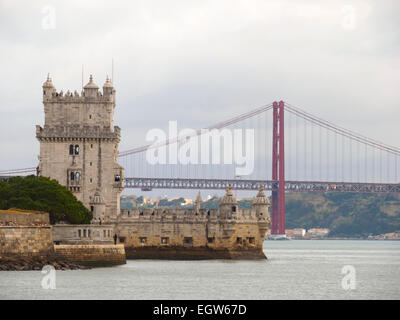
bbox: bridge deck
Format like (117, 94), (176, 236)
(124, 177), (400, 193)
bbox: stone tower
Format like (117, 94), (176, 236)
(36, 74), (124, 223)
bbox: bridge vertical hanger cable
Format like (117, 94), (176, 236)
(342, 135), (345, 182)
(380, 149), (383, 183)
(327, 129), (330, 181)
(304, 117), (307, 180)
(350, 138), (353, 182)
(311, 123), (314, 181)
(387, 152), (390, 183)
(335, 130), (338, 181)
(287, 110), (291, 180)
(294, 110), (299, 180)
(364, 143), (367, 183)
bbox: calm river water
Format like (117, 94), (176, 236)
(1, 240), (399, 300)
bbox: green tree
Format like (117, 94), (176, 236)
(0, 175), (92, 224)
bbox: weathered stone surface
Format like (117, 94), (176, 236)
(0, 210), (125, 270)
(54, 244), (126, 267)
(52, 224), (114, 244)
(0, 210), (54, 258)
(0, 256), (90, 271)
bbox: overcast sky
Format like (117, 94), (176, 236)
(0, 0), (399, 198)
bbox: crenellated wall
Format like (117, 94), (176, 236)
(116, 207), (270, 260)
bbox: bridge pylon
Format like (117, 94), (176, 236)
(271, 101), (285, 235)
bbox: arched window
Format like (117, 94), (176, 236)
(74, 145), (79, 155)
(70, 171), (74, 181)
(75, 172), (80, 182)
(115, 175), (121, 182)
(69, 145), (74, 155)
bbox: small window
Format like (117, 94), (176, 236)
(88, 229), (91, 237)
(140, 237), (147, 243)
(75, 172), (80, 182)
(236, 237), (242, 244)
(90, 144), (93, 149)
(232, 206), (236, 212)
(69, 145), (74, 155)
(161, 237), (169, 244)
(83, 229), (87, 237)
(119, 237), (126, 243)
(90, 205), (94, 212)
(103, 230), (106, 237)
(78, 229), (81, 238)
(183, 237), (193, 245)
(90, 178), (93, 183)
(74, 145), (79, 155)
(70, 171), (74, 181)
(248, 237), (255, 244)
(90, 162), (92, 166)
(89, 114), (92, 119)
(207, 237), (215, 243)
(115, 175), (121, 182)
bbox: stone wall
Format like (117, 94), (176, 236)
(54, 244), (126, 267)
(0, 209), (49, 226)
(0, 210), (127, 269)
(0, 210), (54, 258)
(116, 208), (269, 259)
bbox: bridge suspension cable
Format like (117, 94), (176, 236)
(118, 102), (273, 157)
(285, 103), (400, 156)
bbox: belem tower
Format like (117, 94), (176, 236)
(37, 75), (271, 259)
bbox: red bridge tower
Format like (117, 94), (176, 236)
(271, 101), (285, 235)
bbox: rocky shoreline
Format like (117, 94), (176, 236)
(0, 256), (91, 271)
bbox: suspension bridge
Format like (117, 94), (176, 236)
(1, 101), (399, 235)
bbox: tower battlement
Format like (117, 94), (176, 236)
(43, 74), (115, 102)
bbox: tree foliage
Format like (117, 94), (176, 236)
(0, 175), (92, 224)
(285, 192), (400, 237)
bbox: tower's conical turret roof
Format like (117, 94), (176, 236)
(103, 76), (114, 88)
(42, 74), (54, 88)
(253, 185), (270, 205)
(84, 75), (99, 89)
(220, 185), (237, 205)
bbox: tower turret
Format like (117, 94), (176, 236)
(252, 185), (270, 221)
(103, 76), (115, 99)
(90, 189), (106, 224)
(83, 74), (99, 98)
(219, 185), (237, 219)
(42, 74), (55, 100)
